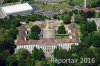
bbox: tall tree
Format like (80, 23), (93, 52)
(32, 47), (45, 61)
(6, 55), (18, 66)
(31, 25), (41, 34)
(29, 33), (39, 40)
(57, 25), (66, 34)
(16, 48), (31, 60)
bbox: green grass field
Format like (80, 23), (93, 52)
(30, 0), (98, 10)
(74, 0), (98, 4)
(31, 2), (69, 10)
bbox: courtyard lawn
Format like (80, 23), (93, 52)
(55, 35), (69, 39)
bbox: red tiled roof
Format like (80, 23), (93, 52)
(16, 24), (80, 45)
(17, 38), (80, 45)
(80, 7), (100, 12)
(94, 7), (100, 10)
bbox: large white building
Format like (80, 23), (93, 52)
(15, 20), (80, 57)
(0, 3), (33, 18)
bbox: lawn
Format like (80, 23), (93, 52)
(55, 35), (69, 39)
(74, 0), (98, 4)
(31, 2), (69, 10)
(30, 0), (98, 10)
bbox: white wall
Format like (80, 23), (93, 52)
(15, 43), (79, 57)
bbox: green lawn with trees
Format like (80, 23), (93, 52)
(0, 0), (100, 66)
(31, 2), (69, 11)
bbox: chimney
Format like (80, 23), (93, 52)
(24, 37), (26, 41)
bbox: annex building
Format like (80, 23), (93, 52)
(0, 3), (33, 18)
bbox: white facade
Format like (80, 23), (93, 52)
(16, 43), (78, 57)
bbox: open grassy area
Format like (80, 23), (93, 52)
(31, 2), (69, 10)
(30, 0), (98, 10)
(74, 0), (98, 4)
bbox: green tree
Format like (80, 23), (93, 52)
(32, 47), (45, 61)
(63, 16), (71, 24)
(18, 57), (35, 66)
(6, 55), (18, 66)
(29, 33), (39, 40)
(86, 11), (95, 18)
(0, 50), (10, 66)
(0, 41), (15, 54)
(16, 48), (31, 60)
(57, 25), (66, 34)
(31, 25), (41, 34)
(75, 15), (85, 24)
(54, 48), (67, 59)
(68, 0), (75, 6)
(41, 59), (49, 66)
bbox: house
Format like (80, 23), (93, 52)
(15, 20), (80, 57)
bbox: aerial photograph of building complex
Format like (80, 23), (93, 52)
(0, 0), (100, 66)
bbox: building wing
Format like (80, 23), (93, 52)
(1, 3), (33, 15)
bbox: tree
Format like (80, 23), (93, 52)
(92, 32), (100, 47)
(29, 25), (41, 40)
(18, 57), (35, 66)
(89, 0), (100, 8)
(84, 21), (97, 33)
(57, 25), (66, 34)
(29, 33), (39, 40)
(31, 25), (41, 34)
(16, 48), (31, 60)
(54, 47), (68, 59)
(7, 28), (18, 39)
(86, 11), (95, 18)
(15, 49), (35, 66)
(68, 0), (75, 6)
(0, 41), (15, 54)
(11, 18), (21, 27)
(6, 55), (18, 66)
(32, 47), (45, 61)
(88, 21), (97, 32)
(63, 16), (71, 24)
(0, 50), (10, 66)
(75, 15), (85, 24)
(41, 59), (49, 66)
(80, 21), (97, 37)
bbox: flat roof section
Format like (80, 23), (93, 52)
(1, 3), (33, 15)
(32, 5), (41, 12)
